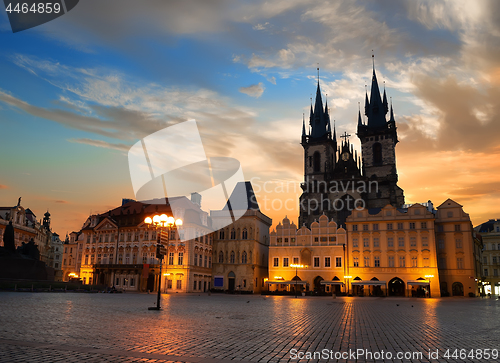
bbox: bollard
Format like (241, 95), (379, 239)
(332, 293), (336, 299)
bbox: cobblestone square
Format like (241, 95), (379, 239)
(0, 293), (499, 362)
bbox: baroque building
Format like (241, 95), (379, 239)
(64, 196), (213, 293)
(211, 182), (272, 293)
(299, 63), (405, 228)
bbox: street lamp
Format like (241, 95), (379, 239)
(344, 276), (352, 295)
(145, 214), (183, 310)
(425, 274), (434, 298)
(290, 264), (304, 298)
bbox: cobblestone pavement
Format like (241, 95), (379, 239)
(0, 293), (499, 362)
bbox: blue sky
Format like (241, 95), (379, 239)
(1, 0), (500, 233)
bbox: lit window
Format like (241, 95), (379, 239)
(353, 257), (359, 267)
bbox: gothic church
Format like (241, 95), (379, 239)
(299, 63), (405, 228)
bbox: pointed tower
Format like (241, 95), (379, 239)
(299, 69), (337, 228)
(357, 56), (405, 209)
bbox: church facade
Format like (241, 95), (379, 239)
(299, 64), (405, 228)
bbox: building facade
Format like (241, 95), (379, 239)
(269, 214), (347, 294)
(211, 182), (272, 293)
(474, 219), (499, 295)
(346, 203), (440, 297)
(65, 196), (213, 293)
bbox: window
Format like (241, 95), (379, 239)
(54, 263), (59, 268)
(455, 239), (463, 248)
(273, 257), (279, 267)
(438, 257), (446, 269)
(484, 269), (489, 276)
(313, 257), (319, 267)
(373, 238), (379, 248)
(176, 280), (182, 290)
(242, 251), (247, 264)
(218, 251), (224, 263)
(143, 255), (147, 264)
(363, 238), (369, 248)
(325, 257), (331, 267)
(363, 224), (368, 231)
(422, 236), (428, 247)
(353, 239), (358, 248)
(193, 281), (197, 290)
(399, 256), (405, 267)
(209, 257), (212, 268)
(353, 257), (359, 267)
(410, 237), (417, 247)
(116, 277), (120, 286)
(423, 257), (430, 267)
(494, 269), (498, 277)
(411, 257), (417, 267)
(420, 222), (427, 229)
(483, 256), (488, 264)
(230, 229), (236, 239)
(387, 237), (394, 248)
(199, 254), (203, 266)
(374, 256), (380, 267)
(409, 222), (416, 230)
(168, 252), (174, 265)
(438, 239), (445, 249)
(352, 224), (358, 231)
(498, 243), (500, 250)
(437, 225), (444, 232)
(455, 224), (461, 232)
(397, 223), (404, 230)
(457, 258), (464, 269)
(130, 278), (135, 287)
(230, 251), (235, 264)
(293, 257), (299, 264)
(314, 237), (319, 242)
(398, 237), (405, 247)
(388, 256), (395, 267)
(364, 256), (370, 267)
(283, 257), (289, 267)
(242, 229), (248, 240)
(336, 257), (342, 267)
(204, 256), (207, 267)
(194, 254), (198, 266)
(144, 231), (149, 240)
(386, 211), (392, 216)
(219, 230), (225, 239)
(447, 211), (453, 218)
(373, 224), (379, 231)
(493, 256), (497, 264)
(387, 223), (393, 230)
(493, 244), (496, 250)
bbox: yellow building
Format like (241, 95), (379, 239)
(346, 203), (440, 297)
(269, 215), (347, 295)
(211, 182), (272, 293)
(434, 199), (479, 297)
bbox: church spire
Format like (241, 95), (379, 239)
(389, 98), (395, 123)
(366, 54), (386, 128)
(364, 88), (369, 116)
(302, 113), (306, 137)
(382, 82), (388, 115)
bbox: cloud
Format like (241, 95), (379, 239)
(55, 200), (69, 204)
(0, 184), (8, 189)
(239, 82), (265, 98)
(69, 138), (131, 151)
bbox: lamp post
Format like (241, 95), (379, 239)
(344, 276), (352, 295)
(290, 264), (304, 298)
(425, 274), (434, 298)
(145, 214), (183, 310)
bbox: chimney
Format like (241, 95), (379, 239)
(191, 192), (202, 207)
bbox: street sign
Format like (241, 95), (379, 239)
(156, 244), (167, 259)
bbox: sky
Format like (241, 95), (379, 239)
(1, 0), (499, 235)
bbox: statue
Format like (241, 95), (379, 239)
(2, 221), (16, 253)
(17, 197), (21, 207)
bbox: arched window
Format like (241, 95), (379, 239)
(242, 251), (247, 264)
(242, 228), (248, 240)
(230, 229), (236, 240)
(230, 251), (235, 264)
(219, 230), (224, 240)
(373, 143), (382, 164)
(313, 151), (321, 172)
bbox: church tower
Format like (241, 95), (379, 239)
(357, 59), (405, 208)
(299, 74), (337, 227)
